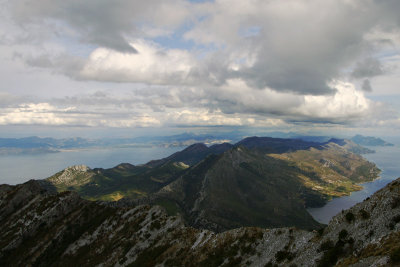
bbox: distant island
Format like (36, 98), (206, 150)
(351, 134), (394, 147)
(0, 132), (390, 155)
(0, 134), (233, 155)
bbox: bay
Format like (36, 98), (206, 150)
(307, 145), (400, 224)
(0, 146), (183, 185)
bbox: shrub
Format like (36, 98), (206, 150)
(317, 245), (343, 267)
(317, 227), (325, 237)
(368, 230), (374, 238)
(338, 229), (348, 240)
(390, 247), (400, 263)
(347, 237), (354, 245)
(359, 209), (370, 219)
(392, 215), (400, 224)
(264, 262), (278, 267)
(345, 212), (355, 223)
(319, 240), (334, 252)
(391, 197), (400, 209)
(275, 250), (295, 263)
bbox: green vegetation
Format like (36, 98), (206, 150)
(390, 247), (400, 263)
(47, 161), (188, 201)
(275, 250), (296, 263)
(359, 209), (370, 219)
(129, 244), (170, 267)
(391, 197), (400, 209)
(269, 144), (380, 199)
(154, 199), (181, 216)
(345, 212), (355, 223)
(338, 229), (348, 240)
(319, 240), (334, 252)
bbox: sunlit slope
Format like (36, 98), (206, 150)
(47, 162), (188, 201)
(269, 142), (380, 199)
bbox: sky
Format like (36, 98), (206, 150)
(1, 0), (400, 138)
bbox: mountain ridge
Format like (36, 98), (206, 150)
(1, 177), (400, 266)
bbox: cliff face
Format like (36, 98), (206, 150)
(1, 177), (400, 266)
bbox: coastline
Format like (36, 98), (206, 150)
(308, 145), (399, 224)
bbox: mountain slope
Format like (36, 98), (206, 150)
(269, 142), (380, 199)
(2, 178), (400, 266)
(154, 146), (323, 231)
(351, 134), (394, 147)
(236, 136), (322, 153)
(146, 142), (233, 167)
(47, 162), (188, 201)
(45, 142), (234, 201)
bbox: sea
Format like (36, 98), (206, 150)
(308, 144), (400, 224)
(0, 146), (183, 185)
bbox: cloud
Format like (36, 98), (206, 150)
(7, 0), (400, 96)
(351, 58), (384, 78)
(0, 102), (162, 127)
(79, 40), (196, 85)
(1, 0), (400, 132)
(298, 81), (370, 122)
(361, 79), (373, 92)
(0, 103), (70, 126)
(182, 0), (389, 95)
(10, 0), (192, 53)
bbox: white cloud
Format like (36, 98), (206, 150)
(298, 81), (370, 121)
(0, 102), (161, 127)
(80, 40), (195, 85)
(0, 103), (70, 125)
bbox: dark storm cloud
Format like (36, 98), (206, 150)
(11, 0), (190, 53)
(362, 79), (373, 92)
(352, 58), (384, 78)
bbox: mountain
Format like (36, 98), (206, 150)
(351, 134), (394, 147)
(147, 142), (233, 167)
(0, 134), (234, 155)
(152, 146), (323, 231)
(44, 136), (379, 231)
(327, 138), (375, 154)
(1, 177), (400, 266)
(268, 141), (380, 198)
(46, 162), (188, 201)
(235, 136), (323, 153)
(46, 142), (234, 201)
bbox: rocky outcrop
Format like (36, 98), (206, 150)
(1, 177), (400, 266)
(47, 165), (95, 188)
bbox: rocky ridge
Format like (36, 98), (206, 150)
(1, 177), (400, 266)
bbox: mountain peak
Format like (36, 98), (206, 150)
(47, 165), (94, 187)
(183, 143), (208, 152)
(65, 165), (91, 172)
